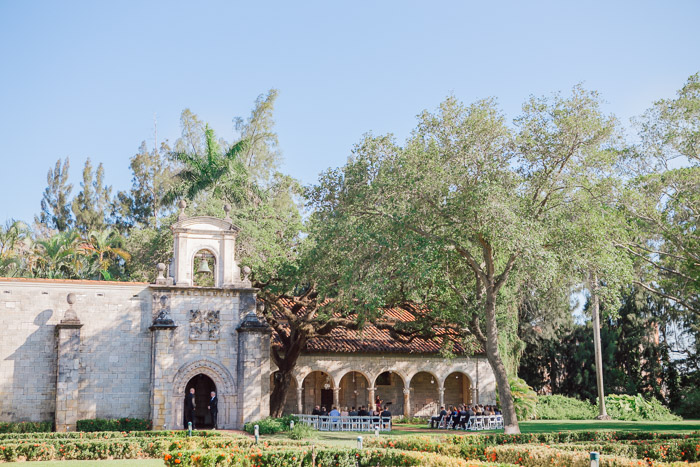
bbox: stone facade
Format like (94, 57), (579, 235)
(0, 213), (497, 430)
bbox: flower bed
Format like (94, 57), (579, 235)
(0, 421), (52, 433)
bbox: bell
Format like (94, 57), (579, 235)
(196, 258), (211, 274)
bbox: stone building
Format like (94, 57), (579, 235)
(0, 213), (495, 431)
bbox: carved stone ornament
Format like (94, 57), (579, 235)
(189, 310), (221, 340)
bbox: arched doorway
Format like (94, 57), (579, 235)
(444, 372), (471, 407)
(301, 371), (334, 413)
(185, 374), (217, 428)
(373, 371), (404, 416)
(409, 371), (439, 416)
(339, 371), (369, 411)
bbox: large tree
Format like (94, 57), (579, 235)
(113, 139), (176, 230)
(620, 73), (699, 316)
(308, 87), (621, 433)
(72, 158), (112, 233)
(37, 158), (73, 232)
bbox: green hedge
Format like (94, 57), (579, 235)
(243, 415), (298, 435)
(603, 394), (681, 421)
(76, 417), (152, 432)
(0, 421), (52, 433)
(535, 395), (597, 420)
(162, 446), (503, 467)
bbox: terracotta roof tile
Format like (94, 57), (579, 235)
(271, 297), (481, 355)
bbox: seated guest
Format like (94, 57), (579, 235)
(430, 406), (447, 428)
(341, 406), (349, 416)
(380, 406), (392, 418)
(450, 406), (460, 427)
(494, 406), (501, 415)
(357, 405), (369, 417)
(320, 406), (328, 416)
(349, 406), (358, 416)
(329, 405), (340, 421)
(458, 405), (469, 429)
(311, 405), (321, 415)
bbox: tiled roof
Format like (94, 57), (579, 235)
(0, 277), (149, 286)
(271, 297), (481, 355)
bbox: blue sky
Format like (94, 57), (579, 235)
(1, 0), (698, 224)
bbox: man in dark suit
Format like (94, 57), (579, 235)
(430, 406), (447, 428)
(184, 387), (196, 429)
(207, 391), (218, 429)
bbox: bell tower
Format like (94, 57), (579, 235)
(165, 201), (247, 288)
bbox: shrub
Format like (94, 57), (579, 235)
(287, 423), (314, 440)
(76, 417), (152, 432)
(535, 395), (597, 420)
(603, 394), (681, 421)
(0, 421), (52, 433)
(243, 414), (298, 435)
(497, 377), (537, 421)
(393, 416), (429, 425)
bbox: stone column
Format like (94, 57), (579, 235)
(403, 388), (411, 418)
(237, 295), (271, 427)
(438, 387), (445, 408)
(149, 293), (177, 430)
(55, 293), (82, 432)
(367, 387), (376, 410)
(296, 386), (303, 414)
(332, 387), (340, 409)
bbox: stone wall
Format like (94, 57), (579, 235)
(0, 279), (151, 423)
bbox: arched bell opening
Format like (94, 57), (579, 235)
(184, 374), (217, 428)
(192, 249), (216, 287)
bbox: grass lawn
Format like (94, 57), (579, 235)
(18, 460), (163, 467)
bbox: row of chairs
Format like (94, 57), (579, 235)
(436, 414), (504, 430)
(295, 414), (393, 432)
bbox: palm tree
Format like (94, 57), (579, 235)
(33, 231), (80, 278)
(167, 125), (251, 205)
(82, 230), (131, 279)
(0, 220), (30, 276)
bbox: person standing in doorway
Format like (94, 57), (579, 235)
(184, 387), (196, 429)
(208, 391), (218, 429)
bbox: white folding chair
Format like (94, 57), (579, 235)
(473, 415), (484, 430)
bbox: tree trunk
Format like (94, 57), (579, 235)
(591, 272), (610, 419)
(484, 291), (520, 434)
(269, 367), (295, 418)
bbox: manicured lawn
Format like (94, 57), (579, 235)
(265, 419), (700, 447)
(519, 419), (700, 433)
(19, 460), (163, 467)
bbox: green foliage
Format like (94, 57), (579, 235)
(674, 386), (700, 419)
(535, 395), (597, 420)
(507, 377), (537, 421)
(75, 418), (152, 432)
(286, 422), (314, 440)
(72, 158), (112, 233)
(37, 157), (73, 232)
(243, 415), (298, 435)
(0, 421), (52, 433)
(602, 394), (681, 421)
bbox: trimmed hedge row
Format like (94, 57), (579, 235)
(76, 417), (152, 432)
(0, 438), (169, 462)
(0, 421), (52, 433)
(162, 447), (507, 467)
(368, 433), (700, 464)
(0, 430), (228, 441)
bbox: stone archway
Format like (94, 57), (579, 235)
(184, 374), (216, 428)
(170, 358), (236, 429)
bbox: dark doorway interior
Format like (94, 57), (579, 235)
(185, 374), (216, 428)
(321, 388), (333, 411)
